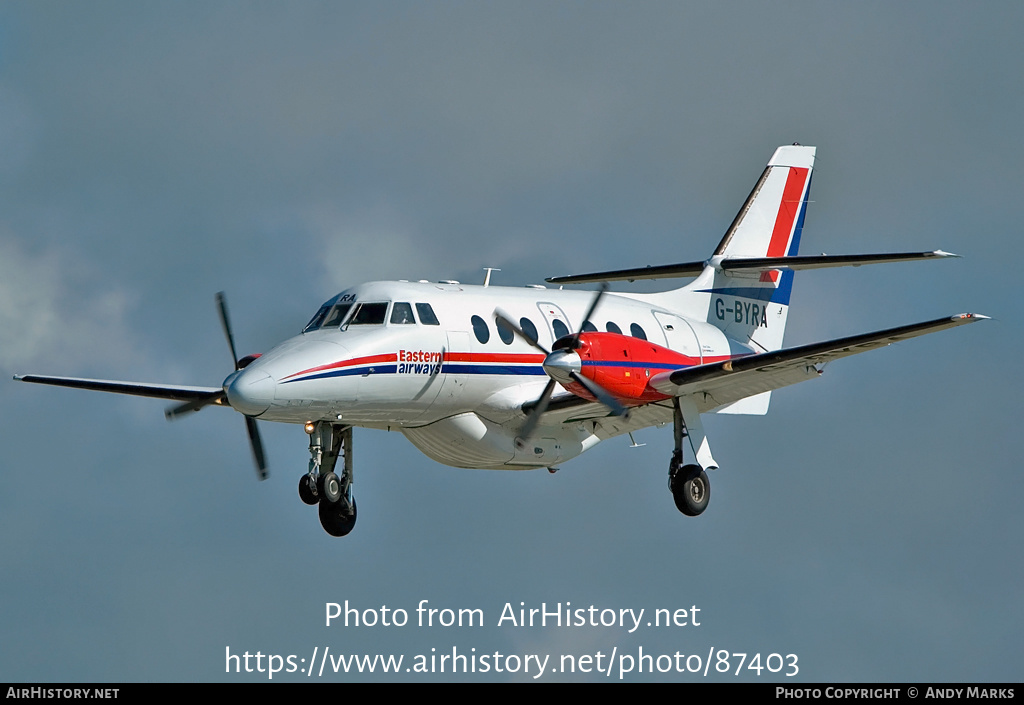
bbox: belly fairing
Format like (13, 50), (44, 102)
(401, 412), (600, 470)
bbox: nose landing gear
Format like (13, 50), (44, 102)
(301, 422), (357, 537)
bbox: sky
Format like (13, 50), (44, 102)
(1, 1), (1020, 683)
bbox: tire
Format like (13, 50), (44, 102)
(320, 472), (342, 504)
(298, 475), (319, 505)
(672, 464), (710, 517)
(318, 498), (357, 537)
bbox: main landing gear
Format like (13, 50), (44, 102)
(669, 453), (710, 516)
(668, 397), (713, 517)
(300, 422), (357, 537)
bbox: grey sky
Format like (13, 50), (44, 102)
(1, 2), (1019, 682)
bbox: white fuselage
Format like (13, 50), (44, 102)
(224, 279), (752, 470)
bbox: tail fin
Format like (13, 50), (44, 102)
(701, 144), (815, 354)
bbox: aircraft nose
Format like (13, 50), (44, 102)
(224, 368), (275, 416)
(543, 349), (581, 384)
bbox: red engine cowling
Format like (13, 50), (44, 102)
(563, 333), (697, 405)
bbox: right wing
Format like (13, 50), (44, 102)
(13, 374), (226, 417)
(649, 313), (987, 410)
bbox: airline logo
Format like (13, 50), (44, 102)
(398, 350), (443, 375)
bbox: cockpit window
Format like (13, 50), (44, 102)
(390, 302), (416, 324)
(303, 304), (331, 333)
(346, 302), (389, 326)
(415, 303), (440, 326)
(323, 302), (354, 328)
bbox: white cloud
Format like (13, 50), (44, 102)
(0, 233), (139, 374)
(299, 201), (452, 290)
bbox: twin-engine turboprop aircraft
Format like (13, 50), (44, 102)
(15, 145), (986, 536)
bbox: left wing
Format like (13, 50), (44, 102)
(649, 313), (987, 410)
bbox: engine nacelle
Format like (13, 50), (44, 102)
(562, 332), (692, 404)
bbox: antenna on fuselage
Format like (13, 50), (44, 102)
(482, 267), (501, 287)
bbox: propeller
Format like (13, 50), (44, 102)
(164, 291), (268, 480)
(496, 284), (626, 445)
(217, 291), (242, 371)
(569, 282), (609, 351)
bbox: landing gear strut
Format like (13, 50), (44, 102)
(668, 397), (712, 517)
(302, 422), (357, 537)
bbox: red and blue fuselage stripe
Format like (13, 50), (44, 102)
(282, 350), (744, 384)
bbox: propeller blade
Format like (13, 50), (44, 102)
(570, 370), (626, 417)
(494, 309), (549, 355)
(570, 283), (608, 349)
(503, 287), (615, 443)
(517, 378), (557, 444)
(219, 292), (269, 479)
(245, 415), (268, 480)
(164, 391), (226, 419)
(216, 291), (241, 370)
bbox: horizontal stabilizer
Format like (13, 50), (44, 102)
(546, 260), (707, 284)
(546, 250), (957, 284)
(649, 313), (988, 407)
(719, 250), (958, 273)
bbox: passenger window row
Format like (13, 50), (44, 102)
(470, 315), (646, 345)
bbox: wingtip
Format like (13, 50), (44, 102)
(932, 249), (960, 258)
(954, 312), (990, 322)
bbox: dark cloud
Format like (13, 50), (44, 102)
(1, 2), (1020, 681)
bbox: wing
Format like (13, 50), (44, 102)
(12, 370), (224, 405)
(648, 313), (987, 410)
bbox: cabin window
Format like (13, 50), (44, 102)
(346, 302), (388, 326)
(630, 323), (647, 340)
(415, 303), (440, 325)
(496, 316), (515, 345)
(606, 321), (622, 334)
(390, 302), (416, 324)
(552, 319), (570, 339)
(471, 315), (490, 344)
(582, 321), (598, 333)
(520, 317), (539, 345)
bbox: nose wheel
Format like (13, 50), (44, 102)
(319, 497), (357, 537)
(301, 422), (358, 537)
(298, 474), (319, 505)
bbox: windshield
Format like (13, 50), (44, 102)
(346, 302), (388, 326)
(303, 304), (331, 333)
(303, 298), (401, 332)
(323, 302), (354, 328)
(303, 297), (355, 333)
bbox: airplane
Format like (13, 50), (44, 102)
(14, 144), (987, 537)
